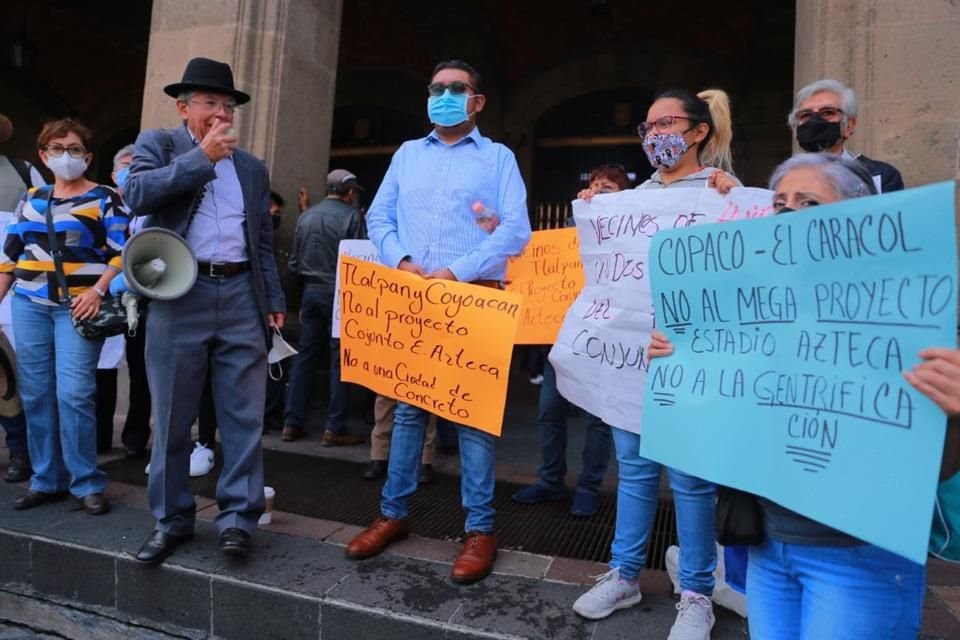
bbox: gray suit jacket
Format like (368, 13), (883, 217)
(124, 124), (285, 335)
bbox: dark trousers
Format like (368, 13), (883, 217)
(122, 311), (152, 453)
(146, 272), (266, 535)
(284, 288), (350, 433)
(1, 411), (27, 454)
(96, 369), (118, 452)
(198, 372), (217, 447)
(264, 368), (286, 431)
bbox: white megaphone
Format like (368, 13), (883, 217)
(121, 228), (198, 301)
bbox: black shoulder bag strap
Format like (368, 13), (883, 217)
(42, 187), (71, 306)
(10, 158), (33, 190)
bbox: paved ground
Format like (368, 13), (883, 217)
(0, 623), (60, 640)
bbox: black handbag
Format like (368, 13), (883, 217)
(42, 187), (128, 339)
(715, 485), (765, 546)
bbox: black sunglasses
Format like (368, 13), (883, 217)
(427, 81), (475, 97)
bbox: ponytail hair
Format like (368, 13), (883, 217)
(652, 88), (734, 174)
(697, 89), (733, 174)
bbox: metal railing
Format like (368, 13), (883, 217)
(534, 202), (572, 230)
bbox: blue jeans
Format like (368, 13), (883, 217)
(12, 295), (106, 497)
(747, 537), (925, 639)
(609, 426), (715, 591)
(1, 411), (27, 454)
(284, 287), (349, 432)
(382, 402), (495, 532)
(537, 361), (611, 494)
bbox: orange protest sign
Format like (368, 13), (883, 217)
(505, 228), (584, 344)
(338, 256), (523, 436)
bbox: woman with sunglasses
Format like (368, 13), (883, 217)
(0, 118), (127, 515)
(648, 153), (938, 639)
(573, 89), (736, 640)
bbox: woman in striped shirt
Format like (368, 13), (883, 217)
(0, 118), (127, 515)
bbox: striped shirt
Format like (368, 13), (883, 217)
(0, 185), (128, 305)
(366, 127), (531, 282)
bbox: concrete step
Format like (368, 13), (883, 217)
(0, 482), (749, 640)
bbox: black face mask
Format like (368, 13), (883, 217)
(272, 215), (282, 230)
(796, 114), (843, 152)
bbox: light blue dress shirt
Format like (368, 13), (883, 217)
(366, 127), (531, 282)
(185, 129), (247, 262)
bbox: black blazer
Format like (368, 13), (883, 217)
(857, 153), (905, 193)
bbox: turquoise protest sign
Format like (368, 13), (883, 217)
(641, 181), (958, 564)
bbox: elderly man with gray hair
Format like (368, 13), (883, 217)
(788, 78), (904, 193)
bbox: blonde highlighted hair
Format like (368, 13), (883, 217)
(697, 89), (733, 174)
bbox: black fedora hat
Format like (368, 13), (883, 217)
(163, 57), (251, 105)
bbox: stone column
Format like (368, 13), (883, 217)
(141, 0), (343, 269)
(794, 0), (960, 191)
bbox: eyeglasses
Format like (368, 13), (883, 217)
(794, 106), (844, 124)
(43, 144), (87, 159)
(189, 99), (239, 114)
(427, 81), (475, 97)
(637, 115), (694, 137)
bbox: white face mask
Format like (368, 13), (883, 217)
(45, 153), (89, 181)
(267, 329), (298, 381)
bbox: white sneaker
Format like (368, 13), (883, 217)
(144, 462), (150, 475)
(666, 545), (681, 594)
(668, 591), (715, 640)
(572, 567), (642, 620)
(529, 374), (544, 385)
(665, 544), (748, 618)
(189, 443), (215, 477)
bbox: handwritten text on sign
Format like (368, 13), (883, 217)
(332, 240), (380, 339)
(505, 228), (584, 344)
(640, 181), (958, 564)
(338, 256), (523, 436)
(549, 188), (775, 433)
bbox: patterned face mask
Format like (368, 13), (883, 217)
(642, 132), (692, 171)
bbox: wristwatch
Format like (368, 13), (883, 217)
(93, 286), (106, 298)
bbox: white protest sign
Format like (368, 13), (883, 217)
(549, 187), (774, 433)
(332, 239), (381, 338)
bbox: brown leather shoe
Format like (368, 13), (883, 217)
(322, 430), (364, 447)
(345, 516), (408, 559)
(80, 493), (110, 516)
(451, 532), (497, 584)
(281, 426), (304, 442)
(13, 490), (67, 511)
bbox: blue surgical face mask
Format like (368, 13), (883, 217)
(427, 90), (473, 127)
(115, 167), (130, 189)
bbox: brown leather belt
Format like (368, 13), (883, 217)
(471, 279), (502, 289)
(197, 261), (251, 278)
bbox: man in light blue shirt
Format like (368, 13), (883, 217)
(347, 60), (531, 584)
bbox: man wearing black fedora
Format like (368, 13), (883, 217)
(124, 57), (285, 564)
